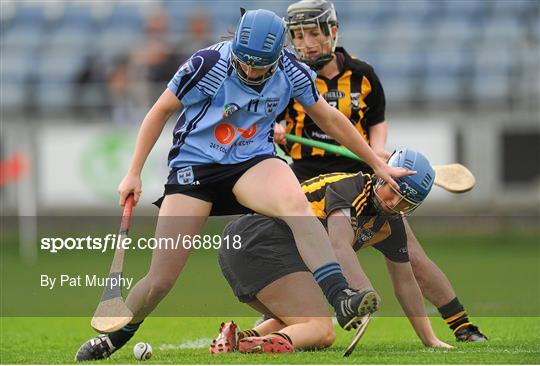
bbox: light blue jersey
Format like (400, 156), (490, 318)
(166, 41), (319, 167)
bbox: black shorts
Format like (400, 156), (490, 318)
(153, 155), (281, 216)
(218, 214), (309, 303)
(290, 156), (373, 182)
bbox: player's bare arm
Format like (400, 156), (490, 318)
(327, 205), (449, 349)
(118, 89), (182, 206)
(327, 210), (373, 291)
(368, 122), (391, 161)
(303, 98), (412, 190)
(385, 259), (453, 349)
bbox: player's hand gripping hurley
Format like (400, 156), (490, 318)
(91, 194), (135, 333)
(284, 134), (476, 193)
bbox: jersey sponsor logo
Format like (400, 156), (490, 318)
(222, 103), (240, 119)
(304, 126), (334, 141)
(323, 90), (345, 101)
(214, 123), (236, 144)
(177, 166), (195, 185)
(265, 97), (280, 113)
(214, 123), (257, 145)
(357, 228), (375, 243)
(238, 123), (257, 139)
(350, 92), (361, 110)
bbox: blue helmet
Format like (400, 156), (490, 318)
(231, 9), (286, 85)
(373, 148), (435, 217)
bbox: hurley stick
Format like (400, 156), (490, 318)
(91, 194), (135, 333)
(285, 134), (475, 193)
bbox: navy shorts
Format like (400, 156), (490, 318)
(153, 155), (283, 216)
(218, 214), (309, 303)
(290, 156), (372, 182)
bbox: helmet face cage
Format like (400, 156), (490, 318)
(286, 7), (338, 69)
(373, 177), (422, 217)
(231, 51), (281, 85)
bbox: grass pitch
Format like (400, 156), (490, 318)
(1, 317), (539, 364)
(1, 219), (539, 364)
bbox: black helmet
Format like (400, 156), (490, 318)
(285, 0), (339, 70)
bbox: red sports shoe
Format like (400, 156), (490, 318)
(238, 335), (294, 354)
(210, 321), (239, 354)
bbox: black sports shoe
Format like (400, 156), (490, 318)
(75, 335), (117, 361)
(335, 289), (380, 331)
(454, 324), (488, 342)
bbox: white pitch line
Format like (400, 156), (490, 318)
(159, 338), (213, 350)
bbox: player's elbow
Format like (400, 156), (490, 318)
(408, 255), (433, 289)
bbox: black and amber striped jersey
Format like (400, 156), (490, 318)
(279, 47), (386, 161)
(301, 172), (408, 263)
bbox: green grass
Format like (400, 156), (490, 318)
(1, 317), (539, 364)
(2, 230), (538, 317)
(1, 222), (539, 363)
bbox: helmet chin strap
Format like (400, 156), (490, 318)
(293, 17), (338, 71)
(306, 53), (334, 70)
(231, 52), (280, 86)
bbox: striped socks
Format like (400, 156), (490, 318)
(271, 332), (293, 345)
(240, 330), (293, 346)
(438, 297), (471, 334)
(313, 261), (349, 309)
(238, 329), (260, 340)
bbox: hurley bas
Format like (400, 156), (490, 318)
(40, 274), (133, 290)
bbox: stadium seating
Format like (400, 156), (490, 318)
(0, 0), (537, 114)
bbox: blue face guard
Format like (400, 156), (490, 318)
(231, 51), (281, 85)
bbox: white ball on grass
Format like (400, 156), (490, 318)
(133, 342), (153, 361)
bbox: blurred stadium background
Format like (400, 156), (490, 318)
(1, 0), (539, 213)
(1, 0), (539, 216)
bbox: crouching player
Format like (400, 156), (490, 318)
(278, 0), (486, 343)
(210, 149), (453, 354)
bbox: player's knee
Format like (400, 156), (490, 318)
(146, 278), (175, 302)
(319, 326), (336, 348)
(311, 318), (335, 348)
(275, 191), (311, 216)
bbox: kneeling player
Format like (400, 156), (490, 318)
(280, 0), (486, 343)
(211, 149), (452, 354)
